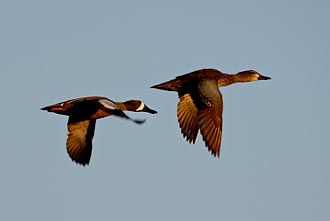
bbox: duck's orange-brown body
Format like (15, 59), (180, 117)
(151, 68), (271, 157)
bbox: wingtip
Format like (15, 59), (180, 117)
(133, 118), (146, 124)
(210, 150), (220, 158)
(73, 159), (90, 166)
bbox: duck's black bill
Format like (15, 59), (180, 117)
(142, 105), (158, 114)
(258, 74), (271, 80)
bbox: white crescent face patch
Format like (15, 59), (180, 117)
(98, 99), (120, 110)
(136, 101), (145, 111)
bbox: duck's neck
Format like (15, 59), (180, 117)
(217, 73), (258, 87)
(233, 72), (259, 83)
(114, 102), (127, 111)
(217, 73), (237, 87)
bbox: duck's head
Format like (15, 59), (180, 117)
(123, 100), (158, 114)
(235, 70), (271, 82)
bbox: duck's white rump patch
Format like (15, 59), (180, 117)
(136, 102), (145, 111)
(99, 99), (119, 110)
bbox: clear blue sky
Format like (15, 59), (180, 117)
(1, 1), (329, 220)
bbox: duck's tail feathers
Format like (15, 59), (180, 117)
(151, 79), (182, 91)
(40, 103), (67, 115)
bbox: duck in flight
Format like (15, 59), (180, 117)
(151, 69), (271, 157)
(41, 96), (157, 166)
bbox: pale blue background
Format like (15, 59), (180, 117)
(1, 0), (329, 220)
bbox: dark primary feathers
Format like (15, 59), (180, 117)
(151, 68), (271, 157)
(41, 96), (157, 166)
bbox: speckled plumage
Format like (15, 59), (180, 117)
(151, 68), (271, 157)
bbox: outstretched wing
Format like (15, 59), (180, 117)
(177, 93), (199, 143)
(198, 106), (222, 157)
(66, 118), (96, 166)
(194, 79), (223, 157)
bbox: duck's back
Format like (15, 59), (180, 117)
(67, 98), (104, 119)
(151, 69), (224, 91)
(51, 96), (109, 120)
(176, 69), (223, 81)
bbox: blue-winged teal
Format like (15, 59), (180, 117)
(151, 69), (271, 157)
(41, 96), (157, 166)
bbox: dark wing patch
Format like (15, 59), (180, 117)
(66, 118), (96, 166)
(177, 94), (199, 143)
(195, 79), (223, 157)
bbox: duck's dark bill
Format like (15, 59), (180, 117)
(142, 105), (158, 114)
(258, 74), (271, 80)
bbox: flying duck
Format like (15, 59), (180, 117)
(151, 69), (271, 157)
(41, 96), (157, 166)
